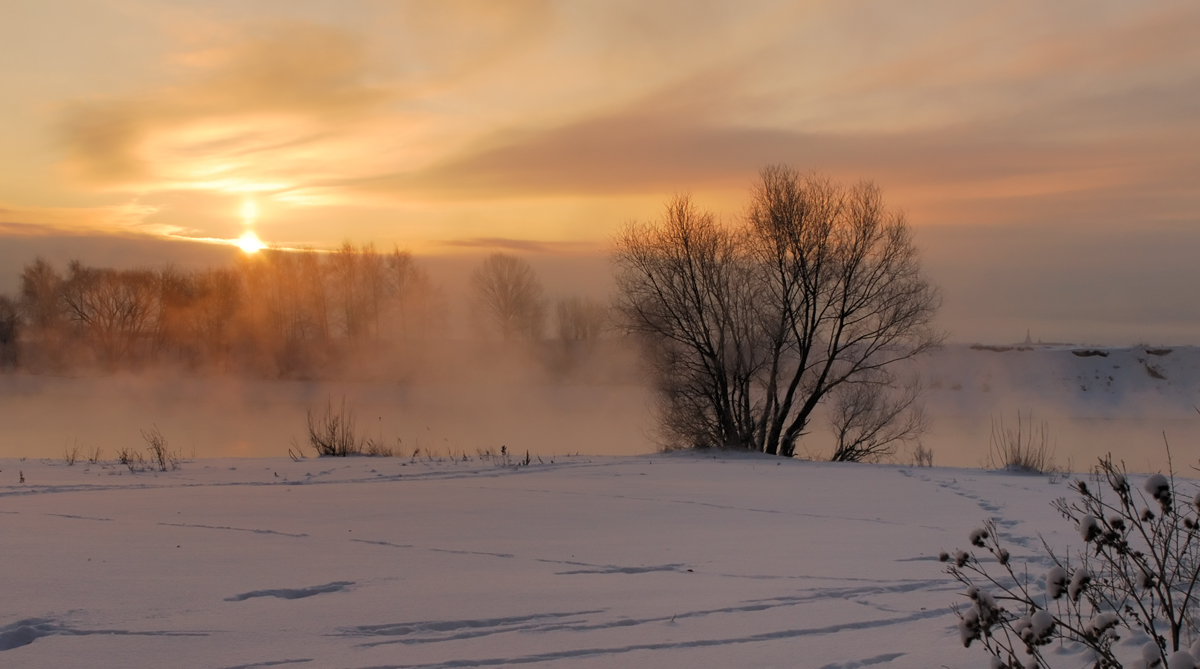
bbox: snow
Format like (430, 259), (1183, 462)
(1085, 612), (1120, 636)
(4, 343), (1200, 666)
(1079, 515), (1101, 542)
(1046, 567), (1068, 601)
(1145, 474), (1171, 502)
(6, 450), (1190, 668)
(898, 345), (1200, 471)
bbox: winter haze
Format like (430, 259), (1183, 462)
(3, 2), (1200, 667)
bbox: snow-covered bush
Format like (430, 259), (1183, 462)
(943, 455), (1200, 668)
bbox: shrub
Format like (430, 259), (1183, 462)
(943, 453), (1200, 668)
(910, 443), (935, 467)
(829, 379), (929, 463)
(141, 426), (179, 471)
(986, 411), (1057, 474)
(117, 446), (147, 472)
(305, 398), (362, 457)
(63, 441), (81, 466)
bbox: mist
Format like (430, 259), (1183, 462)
(0, 245), (656, 461)
(2, 244), (1199, 472)
(0, 372), (655, 461)
(4, 341), (1197, 473)
(894, 345), (1200, 474)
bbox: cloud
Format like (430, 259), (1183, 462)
(436, 237), (599, 254)
(380, 0), (554, 88)
(180, 23), (390, 115)
(0, 232), (240, 294)
(348, 97), (1196, 228)
(58, 22), (393, 191)
(917, 218), (1200, 344)
(37, 2), (1200, 238)
(0, 201), (166, 237)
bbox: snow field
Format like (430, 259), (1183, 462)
(1, 451), (1107, 668)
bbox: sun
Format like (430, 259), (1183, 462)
(236, 231), (265, 254)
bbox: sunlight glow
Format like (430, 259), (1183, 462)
(241, 200), (259, 222)
(236, 231), (265, 254)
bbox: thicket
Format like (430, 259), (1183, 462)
(0, 246), (614, 379)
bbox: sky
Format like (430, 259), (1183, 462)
(1, 0), (1198, 343)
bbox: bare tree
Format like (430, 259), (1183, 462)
(614, 167), (942, 458)
(615, 195), (764, 449)
(6, 247), (453, 376)
(18, 257), (67, 368)
(387, 248), (418, 338)
(828, 374), (928, 462)
(0, 294), (18, 369)
(154, 266), (199, 365)
(555, 296), (609, 343)
(387, 247), (445, 341)
(359, 243), (387, 343)
(328, 241), (366, 342)
(237, 249), (329, 376)
(60, 262), (159, 368)
(19, 257), (64, 332)
(746, 168), (942, 457)
(469, 253), (547, 341)
(149, 265), (244, 370)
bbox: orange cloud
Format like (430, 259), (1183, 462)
(59, 22), (394, 194)
(437, 237), (600, 254)
(0, 201), (166, 237)
(26, 2), (1200, 248)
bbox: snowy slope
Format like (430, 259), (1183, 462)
(922, 345), (1200, 409)
(0, 451), (1166, 668)
(912, 345), (1200, 471)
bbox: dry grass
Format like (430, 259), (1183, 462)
(985, 411), (1057, 474)
(141, 425), (179, 471)
(63, 441), (81, 466)
(909, 443), (934, 467)
(363, 438), (396, 457)
(306, 398), (363, 457)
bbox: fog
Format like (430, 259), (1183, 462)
(0, 372), (655, 461)
(0, 245), (655, 461)
(3, 345), (1200, 475)
(905, 345), (1200, 474)
(2, 244), (1199, 473)
(8, 223), (1200, 347)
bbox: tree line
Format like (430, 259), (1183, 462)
(0, 244), (611, 377)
